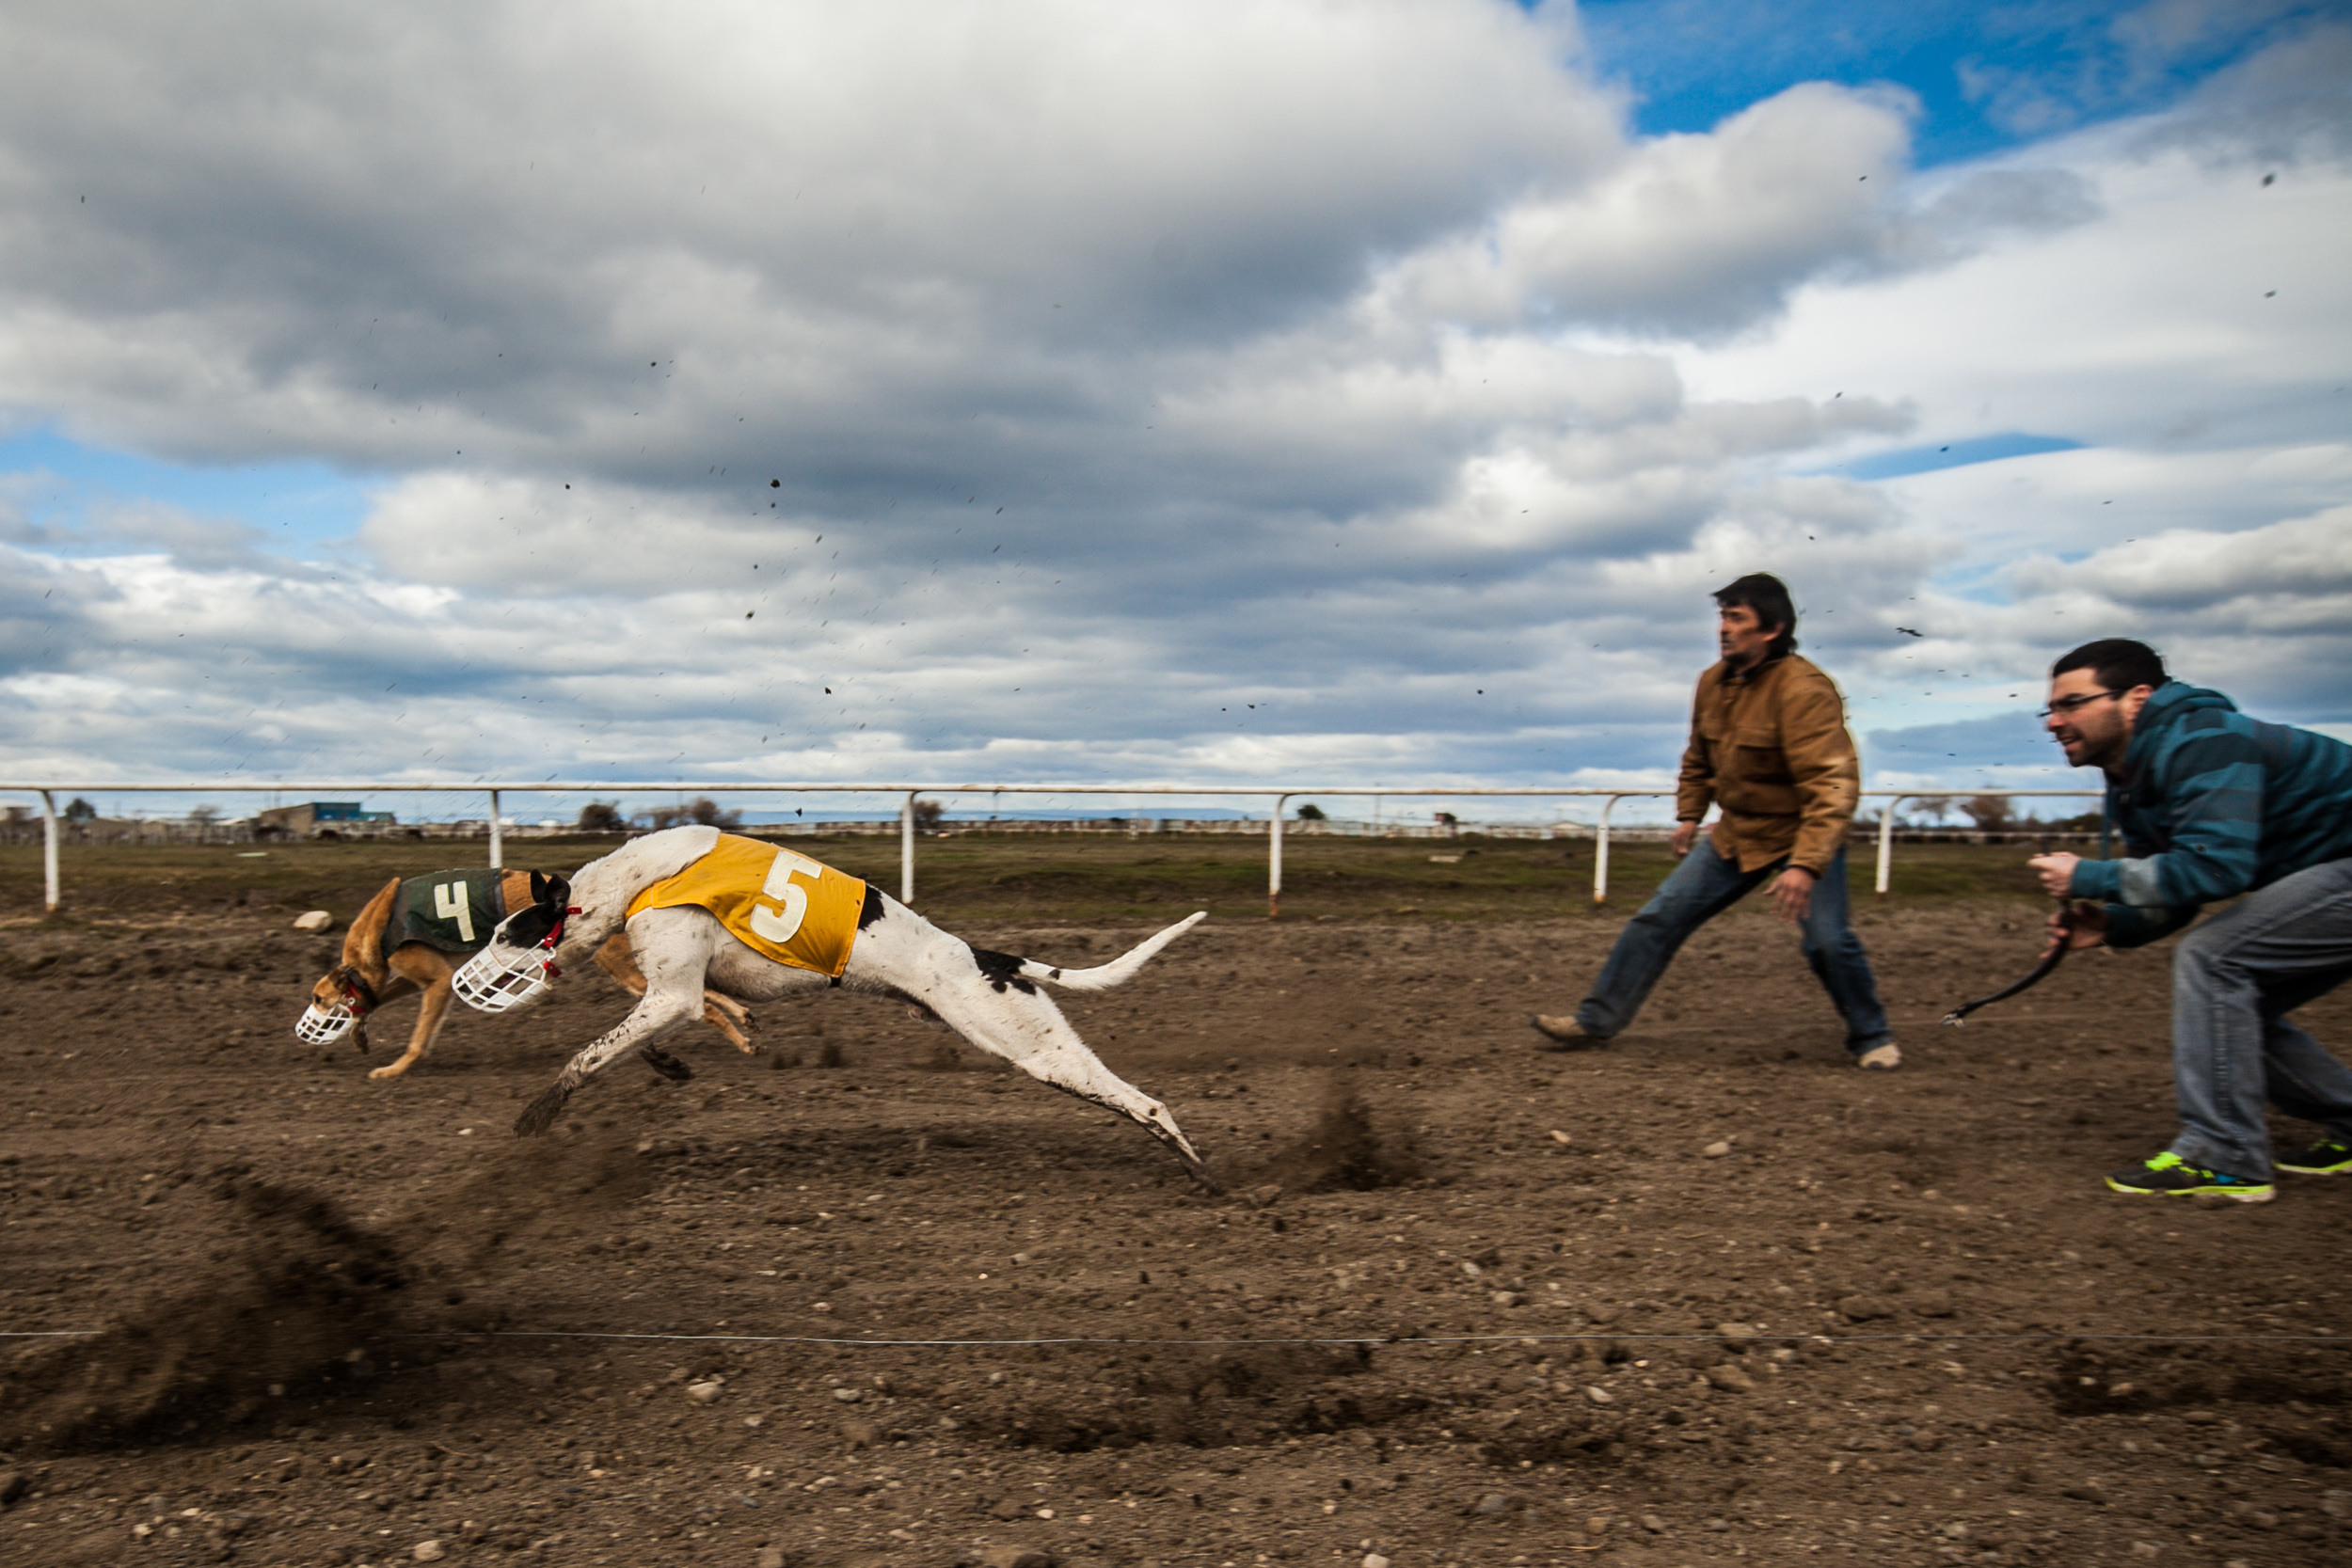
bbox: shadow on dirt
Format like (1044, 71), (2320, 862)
(0, 1124), (651, 1454)
(979, 1343), (1434, 1451)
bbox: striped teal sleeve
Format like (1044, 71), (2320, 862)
(2072, 732), (2267, 909)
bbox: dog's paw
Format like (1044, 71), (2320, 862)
(512, 1085), (570, 1136)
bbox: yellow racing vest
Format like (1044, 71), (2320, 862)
(625, 833), (867, 979)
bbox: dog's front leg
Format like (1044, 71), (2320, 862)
(516, 909), (716, 1134)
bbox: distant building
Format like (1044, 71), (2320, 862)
(254, 801), (399, 838)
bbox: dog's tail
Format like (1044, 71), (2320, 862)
(1025, 911), (1207, 991)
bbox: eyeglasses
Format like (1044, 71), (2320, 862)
(2039, 689), (2123, 720)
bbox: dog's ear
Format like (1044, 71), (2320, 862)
(530, 870), (550, 905)
(541, 873), (572, 910)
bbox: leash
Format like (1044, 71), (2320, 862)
(1944, 903), (2074, 1025)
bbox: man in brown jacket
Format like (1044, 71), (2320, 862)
(1532, 573), (1899, 1068)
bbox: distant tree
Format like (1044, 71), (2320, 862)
(1434, 810), (1459, 835)
(189, 804), (221, 825)
(63, 797), (97, 821)
(686, 796), (742, 829)
(1963, 794), (2016, 832)
(1295, 802), (1327, 821)
(1910, 796), (1953, 827)
(912, 800), (946, 830)
(640, 804), (689, 831)
(576, 800), (627, 833)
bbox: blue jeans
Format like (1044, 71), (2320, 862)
(2167, 857), (2352, 1181)
(1575, 836), (1892, 1054)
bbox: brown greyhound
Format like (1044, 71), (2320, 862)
(299, 869), (755, 1081)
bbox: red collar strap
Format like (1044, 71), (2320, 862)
(538, 907), (583, 977)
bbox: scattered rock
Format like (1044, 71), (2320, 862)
(1702, 1140), (1732, 1159)
(1248, 1183), (1284, 1209)
(831, 1386), (865, 1402)
(292, 911), (336, 932)
(756, 1549), (788, 1568)
(2323, 1489), (2352, 1520)
(989, 1497), (1025, 1521)
(839, 1417), (882, 1449)
(1713, 1321), (1757, 1340)
(1490, 1291), (1524, 1307)
(413, 1543), (446, 1563)
(1641, 1513), (1667, 1534)
(1549, 1129), (1571, 1144)
(686, 1380), (724, 1404)
(1362, 1557), (1391, 1568)
(0, 1471), (23, 1509)
(1836, 1295), (1894, 1322)
(2129, 1543), (2160, 1560)
(1584, 1386), (1613, 1404)
(1706, 1364), (1757, 1393)
(1911, 1289), (1955, 1317)
(1470, 1492), (1524, 1515)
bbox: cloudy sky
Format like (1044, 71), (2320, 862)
(3, 0), (2345, 822)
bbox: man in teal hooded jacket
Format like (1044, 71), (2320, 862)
(2027, 639), (2352, 1203)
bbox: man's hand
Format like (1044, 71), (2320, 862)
(1770, 865), (1816, 925)
(1669, 820), (1702, 857)
(2048, 901), (2107, 955)
(2028, 850), (2081, 898)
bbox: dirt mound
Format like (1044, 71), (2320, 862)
(0, 1125), (652, 1454)
(1258, 1076), (1422, 1192)
(0, 1180), (405, 1452)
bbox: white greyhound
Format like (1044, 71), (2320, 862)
(455, 826), (1216, 1188)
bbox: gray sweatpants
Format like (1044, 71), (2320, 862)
(2166, 857), (2352, 1180)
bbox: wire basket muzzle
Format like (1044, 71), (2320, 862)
(294, 1001), (357, 1044)
(452, 945), (555, 1013)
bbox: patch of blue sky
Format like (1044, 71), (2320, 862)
(1573, 0), (2333, 166)
(1824, 432), (2086, 482)
(0, 427), (379, 555)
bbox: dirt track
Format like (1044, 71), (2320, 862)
(3, 891), (2349, 1568)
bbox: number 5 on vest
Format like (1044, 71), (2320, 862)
(750, 848), (824, 944)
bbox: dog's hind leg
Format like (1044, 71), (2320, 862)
(928, 982), (1216, 1190)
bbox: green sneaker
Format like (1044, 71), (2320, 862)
(2276, 1139), (2352, 1176)
(2105, 1151), (2274, 1203)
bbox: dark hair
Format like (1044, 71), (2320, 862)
(2051, 639), (2166, 693)
(1712, 573), (1797, 657)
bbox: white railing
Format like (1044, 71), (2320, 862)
(3, 782), (2100, 917)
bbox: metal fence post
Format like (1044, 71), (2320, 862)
(1874, 796), (1908, 897)
(40, 789), (60, 915)
(1268, 793), (1290, 919)
(488, 789), (504, 869)
(1593, 795), (1617, 905)
(901, 793), (917, 905)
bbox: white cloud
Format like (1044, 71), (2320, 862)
(0, 3), (2344, 798)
